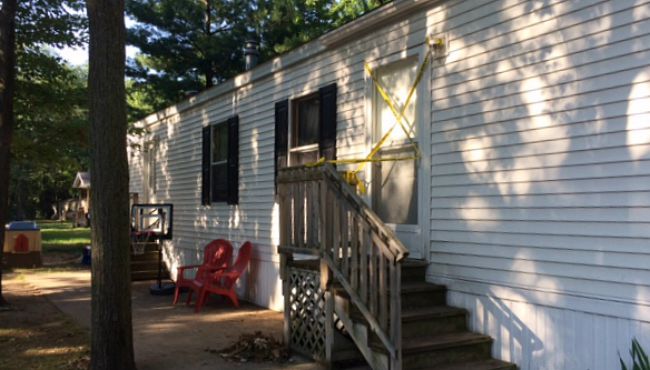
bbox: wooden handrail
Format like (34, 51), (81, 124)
(277, 164), (407, 369)
(318, 165), (409, 261)
(277, 165), (409, 260)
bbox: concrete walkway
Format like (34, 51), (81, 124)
(21, 270), (321, 370)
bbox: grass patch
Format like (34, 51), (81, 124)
(38, 221), (90, 253)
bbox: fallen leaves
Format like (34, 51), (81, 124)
(206, 331), (290, 363)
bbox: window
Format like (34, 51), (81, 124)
(274, 83), (337, 184)
(146, 141), (157, 196)
(290, 93), (320, 166)
(211, 122), (229, 202)
(202, 115), (239, 205)
(143, 139), (157, 202)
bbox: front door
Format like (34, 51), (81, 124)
(370, 56), (427, 259)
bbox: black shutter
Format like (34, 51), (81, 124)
(201, 125), (211, 205)
(319, 83), (337, 162)
(274, 100), (289, 184)
(227, 115), (239, 205)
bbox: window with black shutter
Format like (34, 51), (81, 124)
(201, 115), (239, 205)
(289, 92), (321, 166)
(274, 83), (337, 188)
(318, 83), (337, 162)
(211, 122), (229, 202)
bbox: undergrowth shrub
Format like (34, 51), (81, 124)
(620, 339), (650, 370)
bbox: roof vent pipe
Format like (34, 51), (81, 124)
(244, 40), (260, 71)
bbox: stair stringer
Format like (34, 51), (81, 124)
(333, 293), (389, 370)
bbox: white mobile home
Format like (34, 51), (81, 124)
(129, 0), (650, 369)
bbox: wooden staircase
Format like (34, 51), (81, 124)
(277, 164), (516, 370)
(332, 259), (515, 369)
(131, 242), (170, 281)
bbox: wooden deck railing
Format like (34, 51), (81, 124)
(277, 164), (409, 370)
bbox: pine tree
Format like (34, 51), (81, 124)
(87, 0), (136, 367)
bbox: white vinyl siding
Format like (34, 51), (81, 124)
(427, 0), (650, 368)
(429, 0), (650, 309)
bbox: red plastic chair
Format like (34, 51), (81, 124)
(193, 241), (252, 312)
(172, 239), (233, 305)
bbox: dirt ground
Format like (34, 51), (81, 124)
(1, 269), (322, 370)
(0, 273), (89, 370)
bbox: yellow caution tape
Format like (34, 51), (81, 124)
(305, 38), (435, 193)
(342, 170), (366, 194)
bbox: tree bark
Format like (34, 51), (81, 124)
(86, 0), (136, 368)
(203, 0), (214, 89)
(0, 0), (18, 307)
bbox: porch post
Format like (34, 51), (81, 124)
(281, 252), (293, 349)
(324, 290), (334, 367)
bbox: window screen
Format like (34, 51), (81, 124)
(211, 122), (229, 202)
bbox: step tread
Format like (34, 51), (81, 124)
(331, 347), (364, 362)
(370, 331), (491, 355)
(402, 259), (429, 268)
(350, 305), (466, 324)
(132, 269), (168, 274)
(401, 281), (446, 293)
(131, 261), (162, 266)
(132, 271), (165, 276)
(401, 305), (467, 322)
(402, 332), (492, 354)
(290, 259), (428, 273)
(131, 254), (160, 261)
(422, 359), (516, 370)
(132, 275), (169, 282)
(332, 281), (445, 300)
(131, 265), (169, 270)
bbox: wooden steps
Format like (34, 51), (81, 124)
(333, 259), (517, 370)
(333, 282), (447, 310)
(276, 167), (515, 370)
(396, 305), (468, 338)
(432, 359), (516, 370)
(399, 332), (493, 369)
(130, 245), (169, 281)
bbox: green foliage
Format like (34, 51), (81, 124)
(126, 0), (389, 120)
(125, 0), (251, 116)
(9, 1), (88, 219)
(16, 0), (86, 48)
(621, 339), (650, 370)
(252, 0), (334, 56)
(11, 55), (88, 219)
(252, 0), (388, 55)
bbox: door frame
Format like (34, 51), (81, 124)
(363, 44), (432, 260)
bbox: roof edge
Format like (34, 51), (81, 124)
(321, 0), (437, 48)
(132, 0), (438, 129)
(133, 38), (328, 128)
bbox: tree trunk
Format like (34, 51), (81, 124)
(86, 0), (136, 368)
(0, 0), (18, 307)
(203, 0), (214, 89)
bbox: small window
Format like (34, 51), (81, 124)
(274, 83), (336, 185)
(145, 140), (157, 196)
(211, 122), (229, 202)
(202, 115), (239, 205)
(290, 93), (320, 166)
